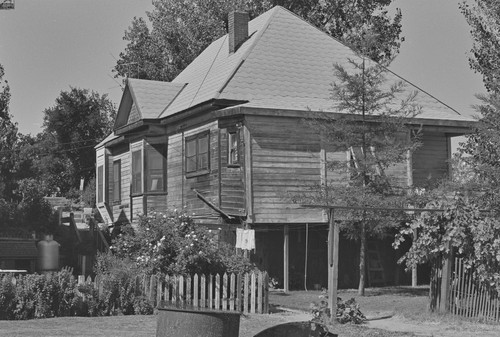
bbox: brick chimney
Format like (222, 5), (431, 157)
(229, 11), (249, 53)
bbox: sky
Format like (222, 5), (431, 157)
(0, 0), (486, 136)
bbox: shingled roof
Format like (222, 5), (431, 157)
(113, 5), (472, 134)
(0, 238), (38, 259)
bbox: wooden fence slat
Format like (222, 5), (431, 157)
(172, 276), (177, 304)
(251, 272), (256, 314)
(466, 272), (473, 318)
(201, 274), (206, 308)
(156, 275), (162, 306)
(180, 275), (186, 305)
(236, 273), (242, 312)
(215, 274), (221, 310)
(223, 273), (228, 310)
(230, 273), (235, 311)
(244, 273), (249, 314)
(164, 275), (170, 302)
(186, 276), (192, 305)
(209, 274), (213, 309)
(193, 274), (199, 308)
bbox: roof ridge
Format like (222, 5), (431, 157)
(214, 6), (281, 99)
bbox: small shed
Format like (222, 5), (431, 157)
(0, 237), (38, 273)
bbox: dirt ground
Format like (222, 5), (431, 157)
(367, 315), (500, 337)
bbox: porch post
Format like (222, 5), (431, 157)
(283, 224), (289, 293)
(412, 229), (418, 287)
(328, 209), (339, 322)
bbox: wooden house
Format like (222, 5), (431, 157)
(95, 7), (474, 289)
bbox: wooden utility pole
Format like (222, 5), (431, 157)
(283, 224), (289, 293)
(327, 209), (339, 321)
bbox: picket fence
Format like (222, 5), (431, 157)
(78, 271), (269, 314)
(447, 258), (500, 322)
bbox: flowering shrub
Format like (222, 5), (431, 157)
(109, 209), (253, 275)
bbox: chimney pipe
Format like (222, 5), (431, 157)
(229, 11), (249, 53)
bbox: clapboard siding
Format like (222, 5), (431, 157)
(166, 133), (183, 209)
(147, 194), (168, 213)
(412, 131), (449, 187)
(246, 115), (324, 223)
(131, 195), (144, 220)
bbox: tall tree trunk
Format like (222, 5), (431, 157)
(358, 222), (366, 296)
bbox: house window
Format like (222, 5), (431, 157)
(228, 130), (240, 166)
(97, 165), (103, 203)
(146, 145), (166, 192)
(185, 132), (210, 175)
(113, 160), (121, 203)
(131, 150), (142, 194)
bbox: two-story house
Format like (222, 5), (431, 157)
(96, 6), (474, 289)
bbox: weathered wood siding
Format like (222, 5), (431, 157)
(95, 147), (107, 205)
(147, 195), (168, 213)
(245, 115), (324, 223)
(412, 131), (449, 187)
(110, 144), (131, 223)
(166, 133), (183, 209)
(219, 127), (245, 216)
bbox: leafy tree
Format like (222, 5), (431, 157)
(0, 64), (18, 200)
(42, 88), (115, 193)
(394, 194), (500, 293)
(298, 46), (421, 295)
(456, 1), (500, 216)
(114, 0), (402, 81)
(460, 0), (500, 93)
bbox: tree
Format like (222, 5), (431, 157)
(298, 45), (421, 295)
(394, 194), (500, 294)
(460, 0), (500, 93)
(0, 64), (18, 200)
(455, 93), (500, 213)
(458, 1), (500, 213)
(114, 0), (402, 81)
(42, 88), (115, 193)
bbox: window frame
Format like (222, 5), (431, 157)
(97, 165), (104, 204)
(131, 149), (143, 195)
(227, 128), (241, 167)
(145, 144), (167, 193)
(112, 160), (121, 204)
(185, 131), (210, 177)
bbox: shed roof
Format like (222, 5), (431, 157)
(0, 239), (38, 259)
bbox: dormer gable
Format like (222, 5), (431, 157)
(114, 78), (186, 131)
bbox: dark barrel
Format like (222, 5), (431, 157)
(156, 304), (241, 337)
(253, 321), (337, 337)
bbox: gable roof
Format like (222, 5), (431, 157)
(114, 79), (185, 130)
(114, 5), (473, 132)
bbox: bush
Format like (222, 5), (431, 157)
(110, 209), (254, 276)
(311, 291), (366, 324)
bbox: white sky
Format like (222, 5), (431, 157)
(0, 0), (486, 136)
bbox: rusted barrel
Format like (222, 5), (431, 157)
(156, 304), (241, 337)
